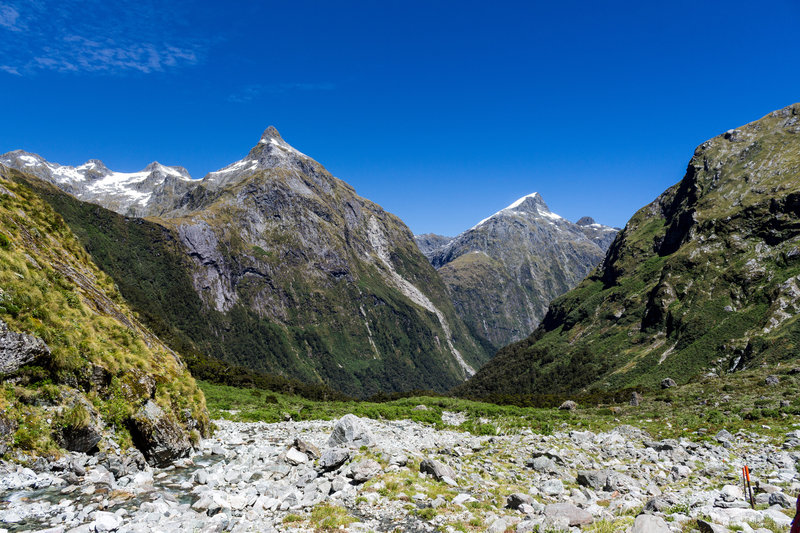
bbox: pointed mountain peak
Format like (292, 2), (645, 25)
(576, 216), (595, 226)
(259, 126), (283, 143)
(506, 192), (550, 214)
(143, 161), (192, 179)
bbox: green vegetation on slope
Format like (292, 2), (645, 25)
(16, 168), (486, 398)
(200, 360), (800, 443)
(457, 103), (800, 398)
(0, 167), (209, 457)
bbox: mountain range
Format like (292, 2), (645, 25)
(457, 102), (800, 398)
(415, 193), (617, 349)
(2, 128), (487, 398)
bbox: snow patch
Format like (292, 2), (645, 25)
(469, 192), (563, 230)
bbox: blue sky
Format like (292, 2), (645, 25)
(1, 1), (799, 235)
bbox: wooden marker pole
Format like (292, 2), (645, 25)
(744, 465), (755, 509)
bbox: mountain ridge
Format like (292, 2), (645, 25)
(456, 102), (800, 398)
(4, 129), (489, 397)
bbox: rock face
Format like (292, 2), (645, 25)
(416, 193), (617, 349)
(458, 103), (800, 397)
(4, 128), (488, 397)
(130, 401), (192, 467)
(0, 319), (50, 375)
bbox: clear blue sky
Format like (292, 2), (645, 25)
(1, 1), (799, 235)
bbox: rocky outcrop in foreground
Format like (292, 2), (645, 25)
(1, 414), (797, 532)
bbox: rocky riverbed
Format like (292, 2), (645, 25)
(1, 413), (798, 532)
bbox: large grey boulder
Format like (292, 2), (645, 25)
(544, 503), (593, 526)
(576, 469), (609, 490)
(348, 459), (381, 483)
(632, 514), (671, 533)
(327, 414), (374, 448)
(129, 400), (191, 466)
(318, 448), (350, 472)
(0, 319), (50, 375)
(506, 492), (534, 509)
(420, 458), (457, 483)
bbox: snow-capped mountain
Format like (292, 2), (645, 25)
(0, 126), (316, 218)
(416, 192), (618, 349)
(0, 151), (194, 217)
(3, 128), (488, 397)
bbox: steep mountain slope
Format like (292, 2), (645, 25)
(0, 164), (209, 462)
(417, 193), (617, 349)
(457, 103), (800, 398)
(2, 129), (488, 397)
(414, 233), (453, 257)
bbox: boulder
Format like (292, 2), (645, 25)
(56, 399), (104, 454)
(327, 414), (374, 448)
(576, 469), (608, 490)
(697, 519), (730, 533)
(506, 492), (534, 509)
(285, 447), (308, 466)
(420, 458), (457, 482)
(544, 503), (593, 526)
(632, 514), (671, 533)
(558, 400), (577, 411)
(540, 479), (564, 496)
(92, 510), (122, 532)
(630, 392), (644, 406)
(129, 400), (191, 467)
(348, 459), (381, 483)
(660, 378), (677, 389)
(0, 319), (50, 375)
(293, 437), (320, 459)
(768, 492), (793, 507)
(318, 448), (350, 472)
(765, 375), (779, 386)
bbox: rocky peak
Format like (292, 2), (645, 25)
(507, 192), (551, 215)
(259, 126), (283, 142)
(144, 161), (192, 180)
(576, 216), (596, 226)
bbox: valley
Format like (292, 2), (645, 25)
(1, 102), (800, 533)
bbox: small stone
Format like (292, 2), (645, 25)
(765, 375), (779, 386)
(412, 405), (428, 411)
(660, 378), (677, 389)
